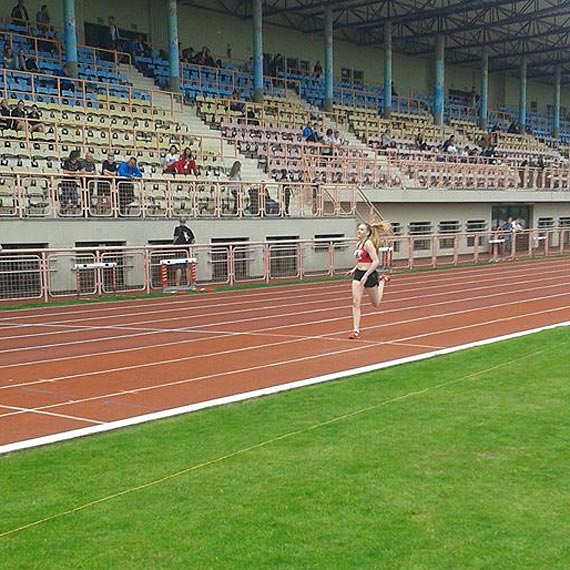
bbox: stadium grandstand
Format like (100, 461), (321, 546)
(1, 0), (570, 299)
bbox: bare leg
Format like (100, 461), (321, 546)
(351, 280), (364, 334)
(366, 281), (385, 308)
(175, 267), (182, 287)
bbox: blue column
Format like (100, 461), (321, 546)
(63, 0), (78, 78)
(433, 35), (445, 125)
(167, 0), (180, 92)
(252, 0), (264, 103)
(324, 7), (333, 112)
(553, 66), (561, 140)
(519, 58), (527, 131)
(479, 49), (489, 130)
(383, 21), (392, 118)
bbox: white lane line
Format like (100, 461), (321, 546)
(1, 302), (568, 421)
(0, 404), (104, 425)
(1, 319), (568, 455)
(1, 272), (569, 358)
(1, 282), (569, 379)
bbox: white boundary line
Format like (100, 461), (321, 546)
(1, 320), (568, 456)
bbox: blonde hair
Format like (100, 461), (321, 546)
(362, 220), (393, 249)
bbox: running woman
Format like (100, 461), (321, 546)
(347, 221), (392, 339)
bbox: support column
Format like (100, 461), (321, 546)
(383, 21), (392, 118)
(553, 66), (561, 140)
(479, 49), (489, 130)
(63, 0), (78, 78)
(519, 58), (527, 131)
(433, 35), (445, 125)
(252, 0), (264, 103)
(324, 6), (334, 112)
(167, 0), (180, 93)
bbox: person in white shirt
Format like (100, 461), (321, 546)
(162, 145), (179, 174)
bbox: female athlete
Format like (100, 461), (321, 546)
(347, 221), (392, 339)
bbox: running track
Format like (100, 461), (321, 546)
(1, 258), (570, 453)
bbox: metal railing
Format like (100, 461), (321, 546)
(1, 229), (568, 304)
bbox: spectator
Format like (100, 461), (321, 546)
(21, 50), (39, 72)
(162, 145), (179, 174)
(117, 156), (142, 214)
(442, 134), (458, 153)
(98, 151), (117, 209)
(303, 122), (321, 143)
(27, 104), (44, 135)
(125, 36), (143, 60)
(35, 4), (51, 35)
(2, 47), (18, 70)
(0, 99), (12, 132)
(81, 152), (96, 174)
(61, 149), (84, 213)
(468, 87), (478, 108)
(321, 128), (335, 155)
(11, 0), (29, 24)
(10, 100), (27, 133)
(107, 16), (120, 50)
(59, 64), (75, 91)
(313, 61), (323, 77)
(226, 43), (232, 60)
(415, 130), (428, 151)
(507, 121), (520, 134)
(174, 147), (199, 176)
(228, 160), (242, 214)
(391, 81), (398, 97)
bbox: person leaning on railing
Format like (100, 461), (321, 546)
(117, 157), (142, 214)
(60, 150), (84, 214)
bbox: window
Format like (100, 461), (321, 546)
(353, 70), (364, 85)
(530, 101), (538, 113)
(314, 233), (345, 252)
(558, 217), (570, 227)
(466, 219), (487, 246)
(438, 220), (460, 249)
(537, 217), (555, 228)
(341, 68), (352, 82)
(409, 221), (432, 251)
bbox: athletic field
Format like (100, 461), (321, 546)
(1, 326), (569, 569)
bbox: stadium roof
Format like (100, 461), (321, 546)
(183, 0), (570, 83)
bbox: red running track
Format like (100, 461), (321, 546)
(1, 257), (570, 451)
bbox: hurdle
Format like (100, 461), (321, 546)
(72, 262), (117, 296)
(159, 257), (200, 293)
(378, 246), (394, 275)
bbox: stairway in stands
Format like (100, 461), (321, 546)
(119, 64), (266, 182)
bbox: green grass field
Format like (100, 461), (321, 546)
(1, 327), (570, 569)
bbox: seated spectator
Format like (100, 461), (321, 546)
(60, 149), (84, 212)
(35, 4), (52, 36)
(162, 145), (180, 174)
(117, 157), (142, 214)
(27, 104), (44, 135)
(174, 147), (199, 175)
(229, 89), (244, 113)
(391, 81), (398, 97)
(0, 99), (13, 132)
(81, 152), (96, 174)
(21, 51), (39, 72)
(380, 129), (396, 149)
(182, 47), (195, 63)
(415, 130), (428, 151)
(507, 121), (520, 134)
(11, 0), (29, 24)
(59, 64), (76, 92)
(333, 130), (344, 146)
(321, 128), (335, 155)
(313, 61), (323, 77)
(442, 134), (458, 153)
(2, 47), (18, 70)
(11, 100), (27, 133)
(98, 151), (117, 208)
(303, 122), (321, 143)
(125, 36), (143, 59)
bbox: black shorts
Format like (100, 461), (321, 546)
(353, 268), (379, 288)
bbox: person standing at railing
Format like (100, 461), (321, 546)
(117, 157), (142, 214)
(172, 218), (195, 288)
(35, 4), (51, 36)
(61, 150), (84, 214)
(11, 0), (29, 24)
(347, 221), (392, 340)
(228, 160), (242, 215)
(98, 152), (117, 213)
